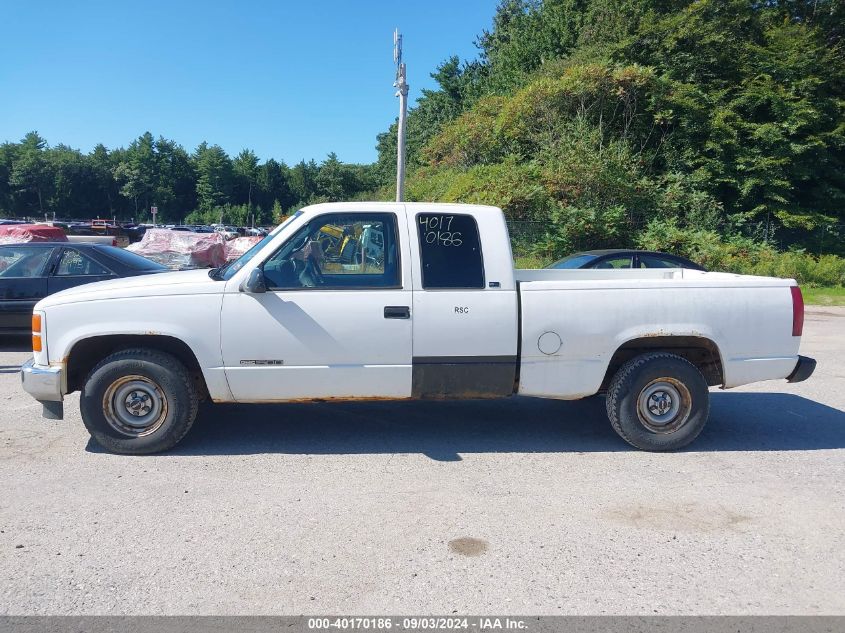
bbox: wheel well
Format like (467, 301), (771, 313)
(65, 334), (208, 399)
(600, 336), (724, 391)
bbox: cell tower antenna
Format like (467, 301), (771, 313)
(393, 29), (409, 202)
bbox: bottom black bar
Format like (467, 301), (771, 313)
(0, 616), (842, 633)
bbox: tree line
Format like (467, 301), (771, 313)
(0, 131), (379, 225)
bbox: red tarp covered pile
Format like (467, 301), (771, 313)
(126, 228), (227, 269)
(224, 236), (262, 262)
(0, 224), (68, 245)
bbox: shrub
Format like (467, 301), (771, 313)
(406, 159), (552, 222)
(637, 218), (845, 286)
(542, 203), (631, 256)
(422, 96), (507, 168)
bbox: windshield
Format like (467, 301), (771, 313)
(548, 253), (598, 269)
(214, 211), (303, 281)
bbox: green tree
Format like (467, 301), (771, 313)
(315, 152), (348, 201)
(88, 143), (119, 216)
(289, 159), (319, 206)
(233, 149), (260, 208)
(113, 132), (157, 215)
(154, 137), (195, 220)
(48, 144), (96, 217)
(0, 143), (18, 215)
(256, 158), (294, 211)
(193, 142), (233, 214)
(620, 0), (845, 231)
(9, 132), (51, 214)
(113, 162), (146, 216)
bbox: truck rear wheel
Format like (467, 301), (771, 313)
(80, 348), (198, 454)
(605, 352), (709, 451)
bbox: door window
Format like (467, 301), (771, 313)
(55, 249), (110, 276)
(0, 246), (53, 278)
(262, 213), (400, 289)
(591, 255), (633, 269)
(638, 254), (679, 268)
(416, 213), (484, 289)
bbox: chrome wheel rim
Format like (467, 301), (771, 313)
(636, 378), (692, 434)
(103, 375), (168, 437)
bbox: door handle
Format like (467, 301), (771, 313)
(384, 306), (410, 319)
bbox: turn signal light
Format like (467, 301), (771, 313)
(32, 313), (43, 352)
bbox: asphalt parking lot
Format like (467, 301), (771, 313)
(1, 308), (843, 615)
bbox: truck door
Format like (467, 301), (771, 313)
(408, 207), (519, 398)
(220, 210), (413, 401)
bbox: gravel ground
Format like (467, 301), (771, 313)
(0, 307), (843, 615)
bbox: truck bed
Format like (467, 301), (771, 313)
(515, 268), (799, 399)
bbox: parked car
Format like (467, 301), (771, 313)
(548, 249), (705, 271)
(120, 223), (147, 243)
(83, 221), (131, 247)
(21, 202), (814, 455)
(0, 243), (166, 332)
(213, 225), (239, 240)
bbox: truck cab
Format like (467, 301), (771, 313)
(217, 202), (519, 402)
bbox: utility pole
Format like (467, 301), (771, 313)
(394, 29), (409, 202)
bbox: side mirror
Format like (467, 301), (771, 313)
(242, 267), (267, 294)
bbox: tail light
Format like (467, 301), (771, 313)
(791, 286), (804, 337)
(112, 238), (118, 246)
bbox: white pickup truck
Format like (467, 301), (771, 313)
(21, 202), (815, 454)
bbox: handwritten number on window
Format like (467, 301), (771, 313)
(419, 215), (463, 247)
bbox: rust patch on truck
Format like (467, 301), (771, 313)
(212, 395), (414, 404)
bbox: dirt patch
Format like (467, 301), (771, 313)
(448, 537), (489, 557)
(603, 503), (752, 533)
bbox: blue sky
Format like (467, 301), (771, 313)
(0, 0), (495, 165)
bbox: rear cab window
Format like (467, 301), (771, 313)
(416, 213), (484, 289)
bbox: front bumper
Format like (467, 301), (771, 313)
(787, 355), (816, 383)
(21, 358), (63, 401)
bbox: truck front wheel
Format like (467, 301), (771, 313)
(605, 352), (709, 451)
(80, 348), (198, 454)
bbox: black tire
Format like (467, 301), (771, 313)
(80, 348), (198, 455)
(605, 352), (709, 451)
